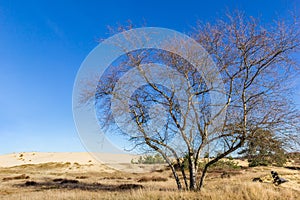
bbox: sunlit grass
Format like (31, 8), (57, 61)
(0, 162), (299, 200)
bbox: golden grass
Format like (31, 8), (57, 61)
(2, 183), (298, 200)
(0, 162), (299, 200)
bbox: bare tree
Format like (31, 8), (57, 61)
(78, 12), (300, 190)
(193, 11), (300, 188)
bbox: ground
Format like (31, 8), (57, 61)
(0, 152), (299, 200)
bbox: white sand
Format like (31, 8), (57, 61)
(0, 152), (137, 168)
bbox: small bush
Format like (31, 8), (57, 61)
(248, 159), (269, 167)
(199, 160), (241, 170)
(131, 154), (165, 164)
(248, 153), (287, 167)
(227, 156), (234, 160)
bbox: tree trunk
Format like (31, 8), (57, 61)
(198, 141), (244, 189)
(170, 164), (182, 190)
(180, 163), (188, 189)
(199, 165), (208, 189)
(188, 154), (197, 190)
(143, 139), (183, 190)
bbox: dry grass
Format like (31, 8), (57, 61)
(0, 161), (299, 200)
(2, 174), (30, 181)
(1, 184), (298, 200)
(137, 176), (168, 182)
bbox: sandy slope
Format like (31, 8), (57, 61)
(0, 152), (137, 168)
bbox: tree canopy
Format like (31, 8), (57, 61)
(77, 11), (300, 190)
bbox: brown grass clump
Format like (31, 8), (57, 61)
(51, 179), (79, 184)
(25, 181), (37, 186)
(3, 174), (30, 181)
(75, 176), (88, 179)
(138, 176), (168, 182)
(7, 162), (71, 170)
(118, 184), (144, 190)
(19, 180), (144, 192)
(60, 179), (79, 184)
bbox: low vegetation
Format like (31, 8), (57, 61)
(131, 154), (165, 164)
(137, 176), (168, 182)
(0, 159), (299, 200)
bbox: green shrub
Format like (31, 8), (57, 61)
(248, 159), (269, 167)
(131, 154), (166, 164)
(198, 159), (240, 170)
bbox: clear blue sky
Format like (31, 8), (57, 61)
(0, 0), (299, 154)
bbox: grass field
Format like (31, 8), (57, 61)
(0, 153), (299, 200)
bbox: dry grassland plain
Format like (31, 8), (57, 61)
(0, 152), (299, 200)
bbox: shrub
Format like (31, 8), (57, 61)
(131, 153), (166, 164)
(203, 160), (240, 170)
(180, 155), (240, 170)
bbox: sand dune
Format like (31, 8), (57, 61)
(0, 152), (137, 168)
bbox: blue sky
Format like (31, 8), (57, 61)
(0, 0), (299, 154)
